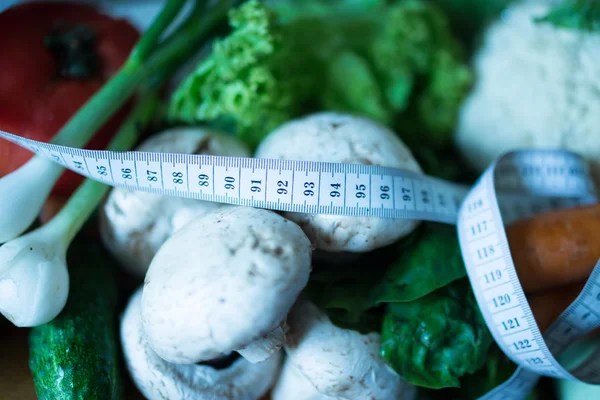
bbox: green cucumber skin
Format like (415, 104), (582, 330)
(29, 239), (121, 400)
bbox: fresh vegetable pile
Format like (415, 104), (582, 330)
(1, 0), (600, 399)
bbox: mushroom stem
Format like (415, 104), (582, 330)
(0, 94), (159, 327)
(236, 323), (286, 364)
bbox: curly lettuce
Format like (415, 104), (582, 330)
(169, 0), (319, 148)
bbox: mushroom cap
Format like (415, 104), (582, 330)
(121, 288), (282, 400)
(455, 0), (600, 184)
(283, 298), (416, 400)
(141, 206), (313, 364)
(272, 357), (335, 400)
(255, 112), (422, 252)
(99, 126), (250, 278)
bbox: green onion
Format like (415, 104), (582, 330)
(0, 93), (159, 327)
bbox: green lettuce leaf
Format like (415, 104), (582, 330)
(375, 223), (465, 303)
(304, 223), (466, 333)
(380, 278), (493, 389)
(417, 343), (540, 399)
(452, 344), (517, 398)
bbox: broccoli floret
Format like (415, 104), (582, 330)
(270, 0), (473, 148)
(366, 0), (473, 148)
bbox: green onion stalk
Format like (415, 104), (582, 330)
(0, 0), (236, 243)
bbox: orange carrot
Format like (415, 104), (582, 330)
(506, 203), (600, 293)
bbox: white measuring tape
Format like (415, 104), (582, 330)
(1, 129), (600, 399)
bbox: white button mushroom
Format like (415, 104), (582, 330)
(455, 0), (600, 183)
(255, 112), (422, 253)
(281, 298), (417, 400)
(121, 288), (281, 400)
(99, 126), (251, 278)
(141, 206), (313, 365)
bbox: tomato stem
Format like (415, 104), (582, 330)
(44, 22), (101, 80)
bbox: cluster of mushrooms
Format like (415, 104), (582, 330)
(102, 112), (421, 399)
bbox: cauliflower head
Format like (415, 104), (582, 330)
(455, 0), (600, 182)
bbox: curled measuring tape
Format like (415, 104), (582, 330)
(1, 128), (599, 399)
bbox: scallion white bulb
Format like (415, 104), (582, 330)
(0, 155), (63, 244)
(0, 225), (69, 327)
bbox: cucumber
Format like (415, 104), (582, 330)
(29, 236), (122, 400)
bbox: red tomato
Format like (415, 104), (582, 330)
(0, 2), (140, 196)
